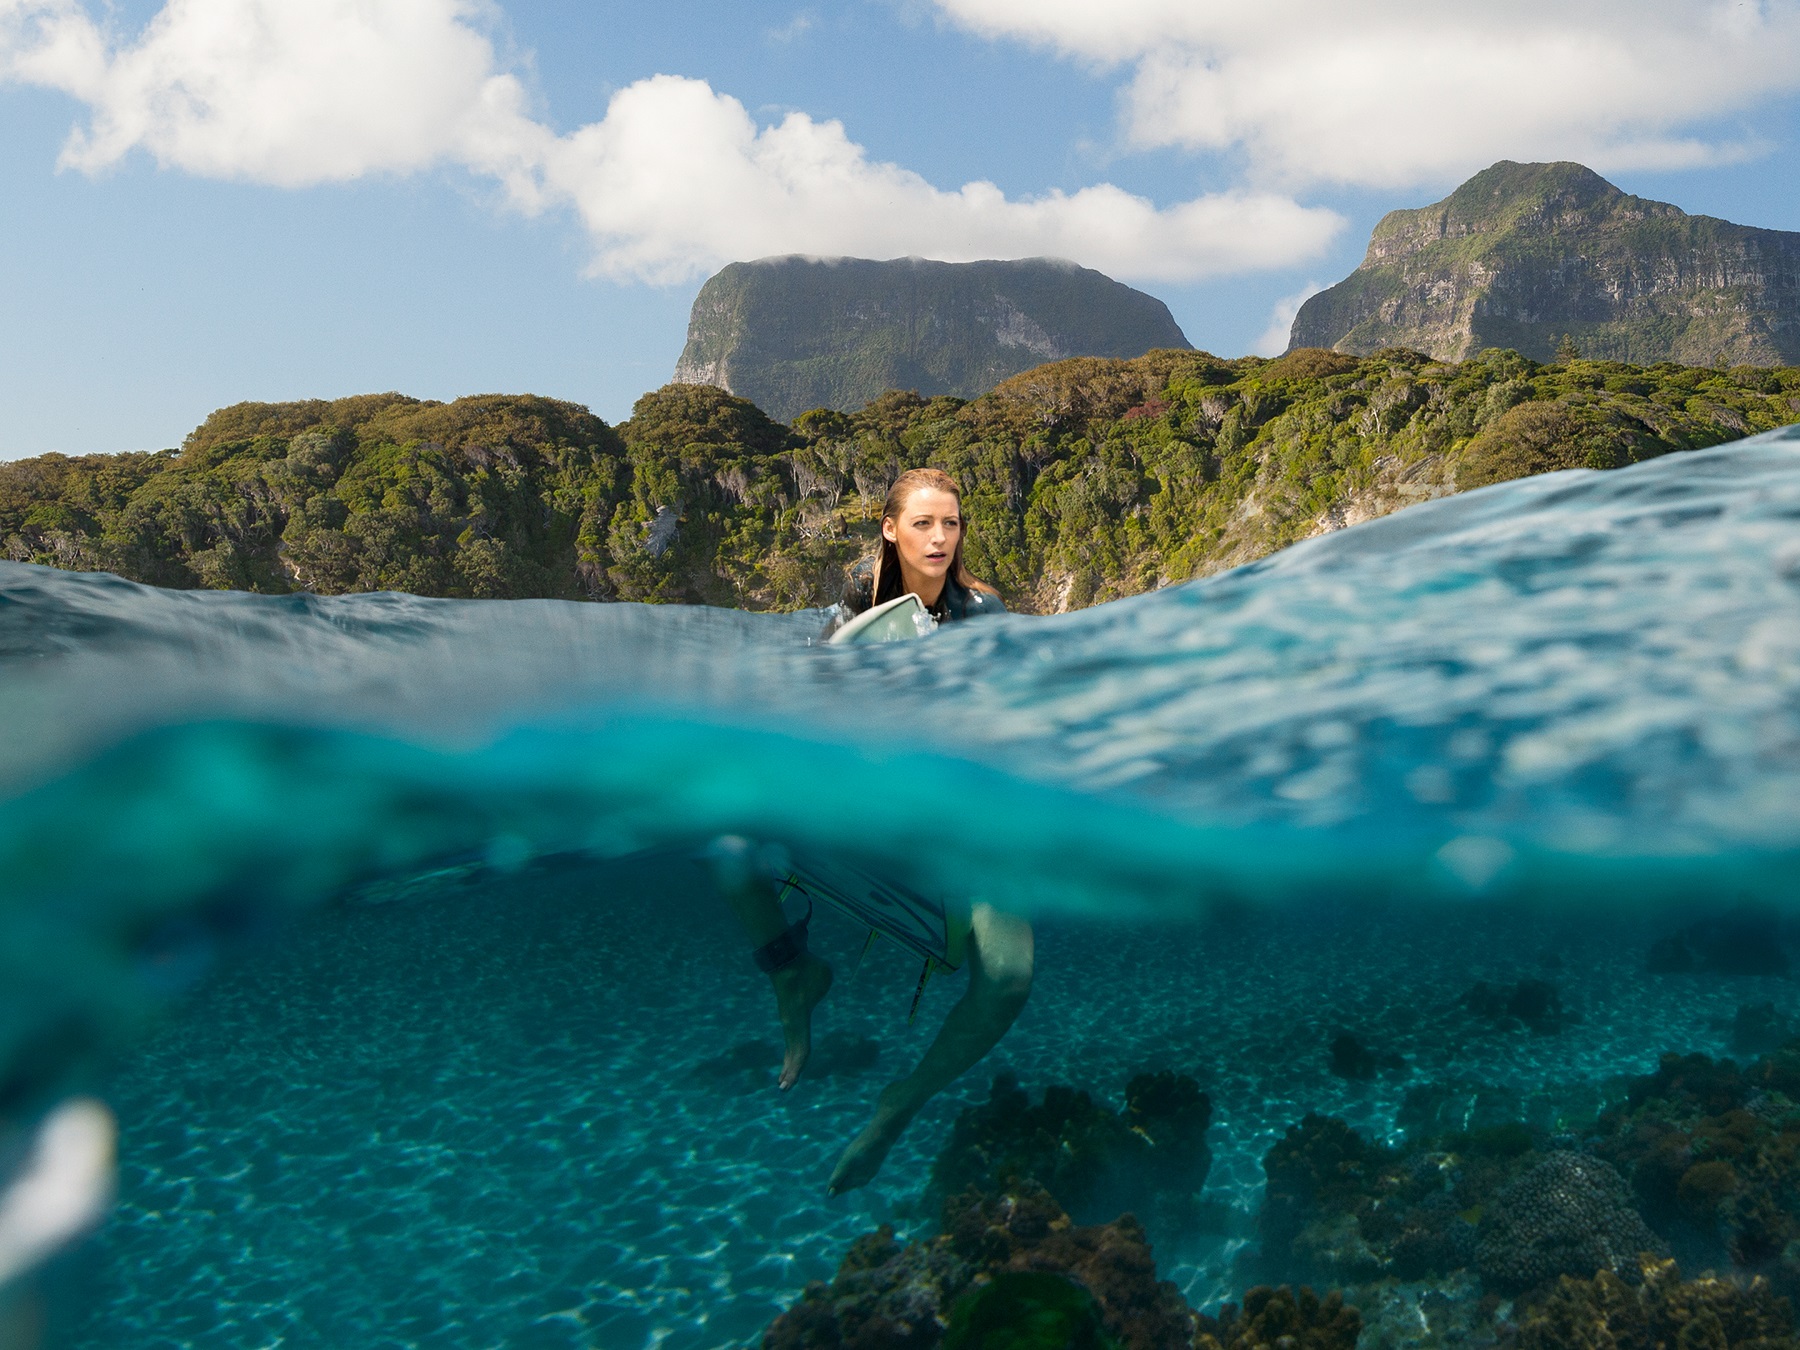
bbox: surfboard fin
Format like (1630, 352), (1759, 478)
(852, 929), (878, 979)
(907, 959), (934, 1025)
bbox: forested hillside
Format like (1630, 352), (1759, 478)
(5, 349), (1798, 613)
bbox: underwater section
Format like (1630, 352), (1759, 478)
(0, 425), (1797, 1345)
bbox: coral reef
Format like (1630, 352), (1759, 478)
(1254, 1113), (1665, 1296)
(1256, 1113), (1395, 1282)
(929, 1072), (1212, 1233)
(1347, 1272), (1499, 1350)
(1516, 1258), (1799, 1350)
(763, 1185), (1364, 1350)
(762, 1185), (1196, 1350)
(1253, 1111), (1551, 1288)
(1256, 1044), (1800, 1341)
(941, 1270), (1118, 1350)
(1472, 1152), (1665, 1293)
(1590, 1050), (1800, 1280)
(1236, 1041), (1800, 1343)
(1192, 1286), (1362, 1350)
(763, 1222), (965, 1350)
(771, 1035), (1800, 1350)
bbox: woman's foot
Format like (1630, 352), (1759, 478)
(770, 954), (833, 1090)
(827, 1082), (915, 1195)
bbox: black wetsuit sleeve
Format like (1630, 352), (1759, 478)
(965, 588), (1006, 617)
(941, 579), (1005, 622)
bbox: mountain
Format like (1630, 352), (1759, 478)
(6, 351), (1796, 612)
(671, 255), (1192, 421)
(1289, 161), (1800, 366)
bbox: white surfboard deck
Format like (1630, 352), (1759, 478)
(828, 591), (934, 645)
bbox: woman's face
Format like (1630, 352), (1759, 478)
(882, 487), (963, 582)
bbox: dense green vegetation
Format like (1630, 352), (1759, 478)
(5, 347), (1798, 613)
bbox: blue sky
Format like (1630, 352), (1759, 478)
(4, 0), (1800, 459)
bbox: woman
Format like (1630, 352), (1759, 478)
(823, 467), (1007, 637)
(716, 468), (1030, 1196)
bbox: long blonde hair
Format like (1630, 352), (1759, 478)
(869, 467), (998, 605)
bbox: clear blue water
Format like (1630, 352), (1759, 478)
(3, 426), (1800, 1345)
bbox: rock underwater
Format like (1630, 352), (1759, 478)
(760, 1184), (1198, 1350)
(763, 1030), (1800, 1349)
(927, 1071), (1214, 1240)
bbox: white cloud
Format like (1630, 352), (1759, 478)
(1, 0), (545, 186)
(537, 76), (1339, 283)
(929, 0), (1800, 187)
(0, 0), (1340, 284)
(1255, 281), (1323, 357)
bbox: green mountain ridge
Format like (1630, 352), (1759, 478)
(5, 349), (1797, 613)
(672, 255), (1191, 422)
(1291, 160), (1800, 366)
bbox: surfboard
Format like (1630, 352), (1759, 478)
(828, 592), (934, 645)
(815, 592), (958, 1005)
(779, 852), (962, 970)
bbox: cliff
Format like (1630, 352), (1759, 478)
(6, 350), (1797, 612)
(1290, 161), (1800, 366)
(672, 255), (1192, 421)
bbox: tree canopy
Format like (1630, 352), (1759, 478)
(5, 350), (1797, 612)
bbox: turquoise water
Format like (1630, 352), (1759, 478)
(3, 426), (1799, 1344)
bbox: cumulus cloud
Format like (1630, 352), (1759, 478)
(536, 76), (1337, 283)
(0, 0), (546, 185)
(929, 0), (1800, 187)
(0, 0), (1339, 283)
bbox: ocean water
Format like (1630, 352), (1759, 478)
(2, 426), (1799, 1345)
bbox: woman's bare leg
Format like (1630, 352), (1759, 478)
(828, 903), (1033, 1195)
(709, 838), (833, 1091)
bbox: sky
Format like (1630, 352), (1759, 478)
(4, 0), (1800, 459)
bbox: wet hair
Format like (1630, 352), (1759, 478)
(870, 468), (999, 605)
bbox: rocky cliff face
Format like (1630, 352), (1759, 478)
(673, 255), (1190, 422)
(1290, 161), (1800, 366)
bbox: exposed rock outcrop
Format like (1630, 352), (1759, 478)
(673, 256), (1191, 421)
(1291, 160), (1800, 367)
